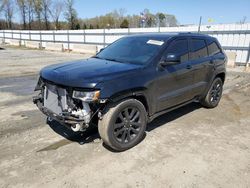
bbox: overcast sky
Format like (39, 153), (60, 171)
(75, 0), (250, 24)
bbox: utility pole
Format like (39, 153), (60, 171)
(198, 16), (202, 33)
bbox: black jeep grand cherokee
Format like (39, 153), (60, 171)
(34, 33), (227, 151)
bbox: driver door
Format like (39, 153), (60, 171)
(155, 38), (195, 112)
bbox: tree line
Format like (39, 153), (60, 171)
(0, 1), (178, 30)
(0, 0), (78, 30)
(81, 9), (178, 29)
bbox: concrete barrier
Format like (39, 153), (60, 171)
(72, 44), (97, 54)
(46, 42), (63, 52)
(225, 51), (237, 68)
(25, 41), (40, 49)
(9, 39), (20, 46)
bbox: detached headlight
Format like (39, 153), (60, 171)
(72, 90), (100, 102)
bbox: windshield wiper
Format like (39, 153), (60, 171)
(93, 56), (131, 64)
(93, 56), (116, 61)
(94, 56), (120, 62)
(93, 56), (102, 59)
(104, 58), (119, 62)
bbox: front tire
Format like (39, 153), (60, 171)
(98, 99), (147, 151)
(201, 77), (223, 108)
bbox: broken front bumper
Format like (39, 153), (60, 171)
(33, 96), (86, 128)
(33, 78), (104, 131)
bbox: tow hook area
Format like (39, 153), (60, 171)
(71, 123), (84, 132)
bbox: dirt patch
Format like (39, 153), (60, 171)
(0, 46), (87, 78)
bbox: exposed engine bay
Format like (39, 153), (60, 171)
(33, 78), (102, 132)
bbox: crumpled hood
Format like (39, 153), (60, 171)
(40, 58), (142, 88)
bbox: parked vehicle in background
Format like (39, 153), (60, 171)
(33, 33), (227, 151)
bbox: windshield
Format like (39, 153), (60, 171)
(95, 36), (166, 65)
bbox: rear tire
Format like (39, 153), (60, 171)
(201, 77), (223, 108)
(98, 99), (147, 151)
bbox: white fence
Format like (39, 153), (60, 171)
(0, 23), (250, 64)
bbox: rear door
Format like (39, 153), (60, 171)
(207, 38), (227, 71)
(188, 37), (213, 96)
(155, 37), (195, 112)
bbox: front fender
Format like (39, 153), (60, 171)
(95, 66), (157, 116)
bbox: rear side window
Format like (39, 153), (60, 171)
(190, 39), (208, 60)
(207, 40), (221, 56)
(165, 39), (189, 62)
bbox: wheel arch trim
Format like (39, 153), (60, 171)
(106, 88), (151, 116)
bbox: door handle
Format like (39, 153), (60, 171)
(186, 65), (192, 69)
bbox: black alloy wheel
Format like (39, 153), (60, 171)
(201, 77), (223, 108)
(209, 79), (222, 104)
(98, 99), (147, 151)
(113, 107), (142, 144)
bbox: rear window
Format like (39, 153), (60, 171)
(207, 39), (221, 56)
(190, 39), (208, 60)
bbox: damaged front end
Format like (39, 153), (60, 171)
(33, 77), (104, 132)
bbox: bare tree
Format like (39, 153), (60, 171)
(0, 0), (3, 11)
(0, 0), (5, 29)
(33, 0), (42, 29)
(0, 1), (3, 20)
(64, 0), (78, 29)
(27, 0), (34, 29)
(41, 0), (51, 30)
(50, 0), (63, 29)
(118, 8), (126, 18)
(16, 0), (27, 29)
(165, 15), (178, 27)
(2, 0), (14, 29)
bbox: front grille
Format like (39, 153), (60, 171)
(43, 83), (68, 115)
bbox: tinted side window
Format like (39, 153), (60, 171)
(190, 39), (208, 60)
(165, 39), (189, 63)
(207, 40), (221, 56)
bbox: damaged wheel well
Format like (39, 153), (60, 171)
(105, 93), (149, 116)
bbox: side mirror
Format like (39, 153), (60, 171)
(99, 48), (105, 52)
(159, 54), (180, 66)
(96, 48), (105, 55)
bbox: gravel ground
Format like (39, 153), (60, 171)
(0, 47), (250, 188)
